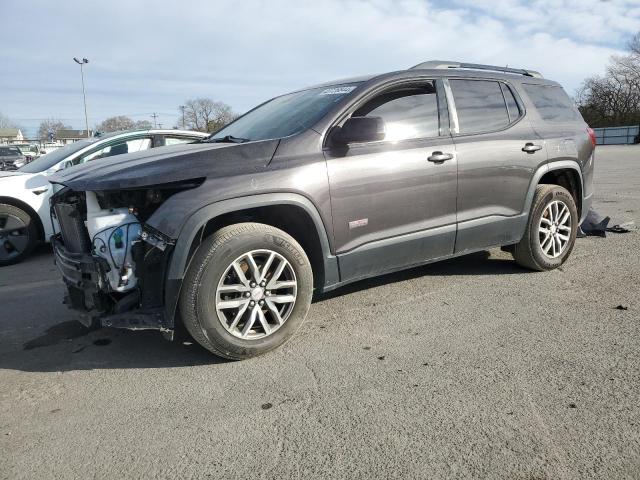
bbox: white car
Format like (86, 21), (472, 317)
(0, 129), (209, 265)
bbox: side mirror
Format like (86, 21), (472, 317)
(333, 116), (385, 145)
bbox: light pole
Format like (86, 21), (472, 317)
(73, 57), (90, 138)
(180, 105), (186, 129)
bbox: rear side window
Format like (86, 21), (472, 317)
(523, 84), (580, 122)
(77, 137), (152, 164)
(352, 82), (439, 141)
(501, 84), (521, 122)
(449, 80), (510, 134)
(164, 136), (196, 146)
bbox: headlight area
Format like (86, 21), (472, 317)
(50, 179), (203, 336)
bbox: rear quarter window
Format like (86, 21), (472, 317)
(523, 84), (581, 122)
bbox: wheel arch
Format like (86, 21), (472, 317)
(524, 161), (584, 218)
(162, 193), (339, 327)
(539, 165), (583, 218)
(0, 195), (45, 242)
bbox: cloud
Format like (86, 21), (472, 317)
(0, 0), (637, 135)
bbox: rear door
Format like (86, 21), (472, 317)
(446, 78), (547, 252)
(325, 79), (458, 282)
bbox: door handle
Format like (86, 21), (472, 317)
(522, 143), (543, 153)
(427, 151), (454, 163)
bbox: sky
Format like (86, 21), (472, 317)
(1, 0), (639, 137)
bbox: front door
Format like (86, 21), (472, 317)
(325, 80), (457, 283)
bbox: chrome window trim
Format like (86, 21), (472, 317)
(442, 78), (459, 135)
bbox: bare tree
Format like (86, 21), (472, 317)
(134, 120), (153, 129)
(181, 98), (237, 133)
(95, 115), (135, 133)
(629, 32), (640, 56)
(37, 118), (72, 141)
(0, 111), (20, 129)
(577, 31), (640, 127)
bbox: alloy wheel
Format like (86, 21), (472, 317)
(215, 249), (297, 340)
(538, 200), (572, 258)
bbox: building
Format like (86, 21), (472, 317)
(55, 129), (93, 144)
(0, 128), (24, 144)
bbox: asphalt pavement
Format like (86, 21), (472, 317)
(1, 145), (639, 479)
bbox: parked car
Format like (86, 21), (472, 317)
(0, 129), (208, 265)
(49, 61), (595, 359)
(14, 144), (42, 163)
(0, 146), (27, 171)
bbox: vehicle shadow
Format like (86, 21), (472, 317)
(1, 321), (227, 373)
(1, 250), (522, 373)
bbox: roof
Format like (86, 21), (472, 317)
(409, 60), (543, 78)
(56, 129), (93, 139)
(0, 128), (22, 137)
(295, 61), (555, 98)
(92, 128), (210, 138)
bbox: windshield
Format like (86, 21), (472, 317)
(0, 147), (22, 157)
(16, 145), (37, 154)
(18, 138), (98, 173)
(208, 83), (361, 142)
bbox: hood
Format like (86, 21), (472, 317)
(49, 140), (280, 191)
(0, 170), (28, 179)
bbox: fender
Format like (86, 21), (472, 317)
(495, 160), (585, 244)
(161, 193), (339, 325)
(523, 159), (585, 220)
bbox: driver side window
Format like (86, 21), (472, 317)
(352, 82), (439, 142)
(76, 137), (152, 164)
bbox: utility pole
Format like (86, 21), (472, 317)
(151, 113), (158, 128)
(73, 57), (90, 137)
(180, 105), (186, 129)
(158, 123), (163, 129)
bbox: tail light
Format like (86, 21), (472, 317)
(587, 127), (597, 147)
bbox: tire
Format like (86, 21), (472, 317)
(0, 203), (38, 267)
(180, 222), (313, 360)
(512, 184), (578, 271)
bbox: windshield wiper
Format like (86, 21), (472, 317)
(208, 135), (250, 144)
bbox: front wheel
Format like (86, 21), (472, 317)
(0, 203), (39, 266)
(512, 184), (578, 271)
(180, 223), (313, 359)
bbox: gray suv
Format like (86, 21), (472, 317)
(50, 61), (595, 359)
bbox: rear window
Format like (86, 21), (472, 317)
(449, 80), (510, 134)
(523, 84), (580, 122)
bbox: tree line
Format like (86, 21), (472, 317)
(92, 99), (238, 135)
(577, 32), (640, 128)
(1, 98), (238, 141)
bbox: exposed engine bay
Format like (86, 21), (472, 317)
(50, 182), (200, 334)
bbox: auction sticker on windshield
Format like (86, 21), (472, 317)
(320, 86), (357, 95)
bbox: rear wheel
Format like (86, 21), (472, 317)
(180, 223), (313, 359)
(0, 203), (38, 266)
(512, 185), (578, 271)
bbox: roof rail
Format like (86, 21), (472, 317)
(409, 60), (543, 78)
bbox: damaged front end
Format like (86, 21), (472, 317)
(50, 180), (202, 336)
